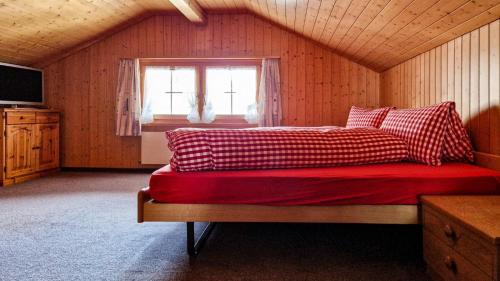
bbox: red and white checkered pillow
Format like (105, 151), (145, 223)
(380, 102), (474, 165)
(167, 127), (408, 171)
(442, 108), (474, 162)
(166, 129), (213, 171)
(380, 102), (452, 166)
(346, 106), (394, 128)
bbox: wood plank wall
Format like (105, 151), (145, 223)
(43, 13), (380, 168)
(381, 20), (500, 157)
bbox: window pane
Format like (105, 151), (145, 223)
(144, 67), (171, 115)
(231, 67), (257, 114)
(205, 66), (257, 115)
(171, 67), (196, 115)
(144, 66), (196, 115)
(206, 68), (231, 114)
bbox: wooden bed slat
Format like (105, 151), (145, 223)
(138, 188), (420, 224)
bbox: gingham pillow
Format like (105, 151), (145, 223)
(442, 108), (474, 162)
(166, 129), (213, 171)
(346, 106), (394, 128)
(380, 102), (453, 166)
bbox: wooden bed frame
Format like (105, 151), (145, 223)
(137, 187), (420, 255)
(137, 188), (419, 224)
(137, 153), (499, 255)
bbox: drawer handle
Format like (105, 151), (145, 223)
(444, 256), (456, 272)
(443, 224), (456, 239)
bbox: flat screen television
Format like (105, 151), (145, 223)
(0, 62), (43, 106)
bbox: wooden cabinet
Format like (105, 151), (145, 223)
(422, 196), (500, 281)
(6, 124), (36, 178)
(35, 123), (59, 171)
(0, 108), (61, 186)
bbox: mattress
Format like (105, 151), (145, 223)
(148, 163), (500, 206)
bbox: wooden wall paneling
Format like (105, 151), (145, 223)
(424, 51), (430, 106)
(305, 41), (314, 126)
(381, 20), (500, 158)
(447, 41), (455, 103)
(296, 35), (306, 125)
(331, 54), (341, 125)
(358, 63), (367, 108)
(280, 29), (289, 125)
(490, 20), (500, 155)
(43, 13), (379, 168)
(288, 32), (298, 125)
(340, 57), (350, 126)
(441, 44), (448, 103)
(462, 33), (471, 127)
(322, 49), (333, 124)
(429, 49), (436, 105)
(415, 55), (421, 107)
(435, 47), (442, 104)
(313, 46), (323, 125)
(348, 59), (358, 109)
(470, 29), (481, 145)
(454, 37), (462, 114)
(479, 25), (490, 153)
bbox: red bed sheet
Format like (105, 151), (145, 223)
(148, 163), (500, 205)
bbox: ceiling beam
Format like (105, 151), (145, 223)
(168, 0), (206, 24)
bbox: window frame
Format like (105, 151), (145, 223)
(139, 58), (261, 130)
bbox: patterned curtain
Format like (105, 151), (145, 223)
(257, 58), (282, 127)
(115, 59), (141, 136)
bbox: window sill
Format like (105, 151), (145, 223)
(142, 117), (257, 132)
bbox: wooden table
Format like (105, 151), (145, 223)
(421, 196), (500, 281)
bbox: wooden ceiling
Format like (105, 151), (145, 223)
(1, 0), (499, 71)
(0, 0), (174, 66)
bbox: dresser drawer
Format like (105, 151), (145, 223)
(424, 230), (492, 281)
(423, 206), (494, 277)
(36, 112), (59, 123)
(6, 112), (36, 124)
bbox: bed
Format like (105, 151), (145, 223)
(137, 161), (500, 255)
(137, 102), (500, 255)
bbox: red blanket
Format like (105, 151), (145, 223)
(166, 127), (409, 172)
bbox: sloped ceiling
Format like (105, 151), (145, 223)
(1, 0), (499, 71)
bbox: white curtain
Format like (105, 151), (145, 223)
(115, 59), (141, 136)
(251, 58), (282, 126)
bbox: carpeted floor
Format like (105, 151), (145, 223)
(0, 172), (431, 281)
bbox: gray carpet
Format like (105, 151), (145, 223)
(0, 172), (430, 281)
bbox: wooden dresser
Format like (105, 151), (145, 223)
(422, 196), (500, 281)
(0, 108), (61, 186)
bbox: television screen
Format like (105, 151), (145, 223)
(0, 63), (43, 104)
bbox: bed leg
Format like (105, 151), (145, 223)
(186, 222), (216, 256)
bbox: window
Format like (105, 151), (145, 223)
(206, 67), (257, 115)
(143, 66), (196, 115)
(140, 59), (260, 127)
